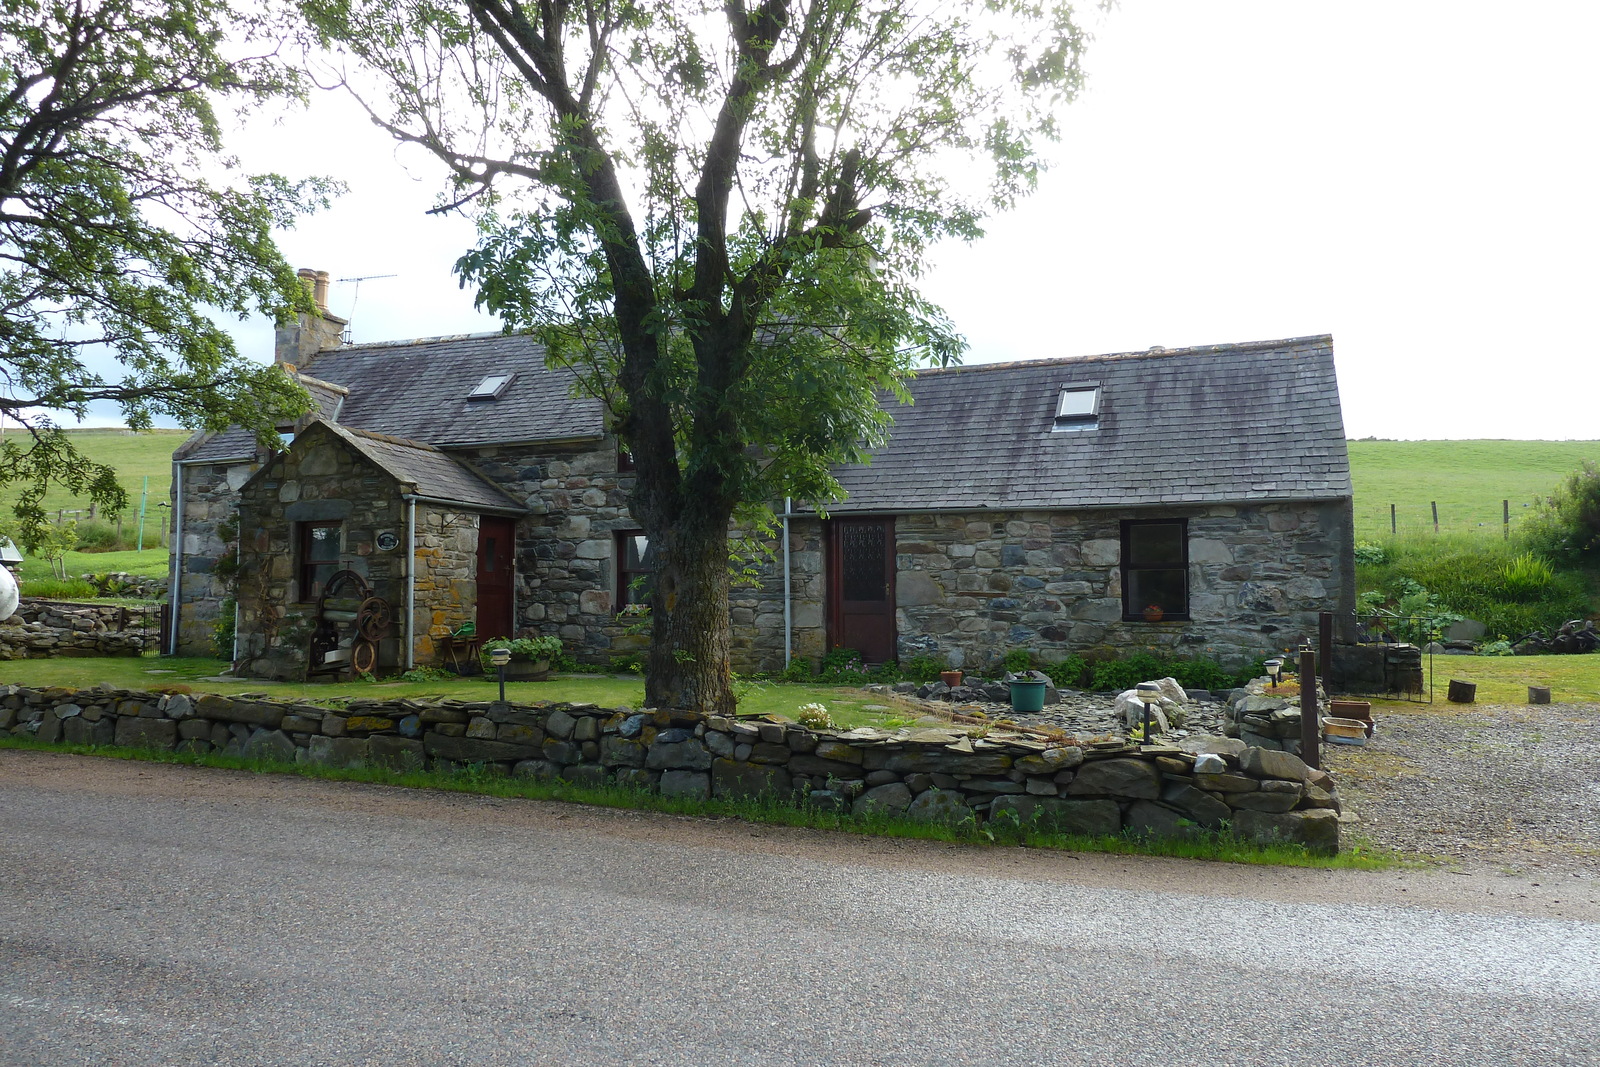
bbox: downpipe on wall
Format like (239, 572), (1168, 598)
(783, 496), (792, 669)
(167, 462), (184, 655)
(403, 494), (417, 670)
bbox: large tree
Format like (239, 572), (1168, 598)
(304, 0), (1091, 713)
(0, 0), (332, 544)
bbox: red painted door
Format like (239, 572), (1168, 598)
(476, 516), (516, 640)
(827, 517), (897, 664)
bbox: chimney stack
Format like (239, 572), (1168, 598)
(277, 266), (346, 367)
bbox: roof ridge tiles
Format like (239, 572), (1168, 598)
(911, 334), (1333, 378)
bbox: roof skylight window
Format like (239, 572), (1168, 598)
(1053, 385), (1100, 431)
(467, 372), (514, 400)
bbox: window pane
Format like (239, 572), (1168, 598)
(1128, 568), (1187, 615)
(1056, 387), (1098, 417)
(841, 523), (887, 602)
(624, 534), (651, 571)
(1128, 523), (1183, 566)
(308, 524), (340, 561)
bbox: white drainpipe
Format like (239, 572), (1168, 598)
(167, 463), (184, 655)
(782, 496), (793, 668)
(403, 495), (417, 669)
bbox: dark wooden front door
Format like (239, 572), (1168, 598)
(476, 516), (516, 640)
(827, 517), (897, 664)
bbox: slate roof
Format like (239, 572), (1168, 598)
(174, 426), (259, 464)
(299, 332), (604, 447)
(808, 335), (1350, 513)
(319, 423), (525, 512)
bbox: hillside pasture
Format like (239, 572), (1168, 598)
(0, 427), (187, 526)
(1349, 439), (1600, 542)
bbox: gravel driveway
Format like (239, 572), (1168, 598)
(1321, 699), (1600, 876)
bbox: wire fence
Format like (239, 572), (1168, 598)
(1353, 499), (1540, 543)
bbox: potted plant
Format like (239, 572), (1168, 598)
(1141, 604), (1164, 622)
(480, 635), (562, 681)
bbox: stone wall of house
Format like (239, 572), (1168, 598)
(887, 502), (1354, 672)
(729, 518), (826, 674)
(412, 503), (481, 666)
(0, 683), (1342, 853)
(172, 458), (262, 656)
(235, 426), (408, 680)
(732, 501), (1354, 676)
(463, 438), (639, 661)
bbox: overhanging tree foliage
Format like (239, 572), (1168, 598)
(303, 0), (1092, 713)
(0, 0), (334, 546)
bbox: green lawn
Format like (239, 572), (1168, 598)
(1393, 651), (1600, 706)
(0, 656), (927, 728)
(1349, 439), (1599, 542)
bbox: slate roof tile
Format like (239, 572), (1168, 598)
(300, 333), (603, 447)
(809, 335), (1350, 513)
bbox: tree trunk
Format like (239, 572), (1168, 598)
(643, 506), (736, 716)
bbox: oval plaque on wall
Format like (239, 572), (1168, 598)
(375, 530), (400, 552)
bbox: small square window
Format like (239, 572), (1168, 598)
(1054, 385), (1099, 431)
(467, 373), (515, 400)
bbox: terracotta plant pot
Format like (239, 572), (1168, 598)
(940, 670), (963, 688)
(1141, 605), (1164, 622)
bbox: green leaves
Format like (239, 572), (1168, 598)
(1, 0), (329, 541)
(308, 0), (1092, 708)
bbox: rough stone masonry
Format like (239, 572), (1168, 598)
(1, 682), (1342, 853)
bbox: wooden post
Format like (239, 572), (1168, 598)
(1503, 499), (1510, 540)
(1390, 503), (1396, 535)
(1299, 649), (1320, 769)
(1431, 501), (1439, 534)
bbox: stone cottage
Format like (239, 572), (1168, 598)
(171, 273), (1354, 678)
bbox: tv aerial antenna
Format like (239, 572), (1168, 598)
(335, 273), (398, 343)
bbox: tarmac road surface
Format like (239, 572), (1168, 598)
(2, 751), (1597, 1066)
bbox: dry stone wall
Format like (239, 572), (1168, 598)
(0, 598), (157, 659)
(0, 682), (1342, 853)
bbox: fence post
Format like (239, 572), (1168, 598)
(1431, 501), (1439, 534)
(1390, 503), (1396, 535)
(1299, 649), (1320, 770)
(1503, 499), (1509, 540)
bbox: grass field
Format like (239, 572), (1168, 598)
(0, 427), (187, 527)
(1349, 439), (1599, 542)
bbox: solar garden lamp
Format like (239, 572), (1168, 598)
(1264, 658), (1283, 688)
(489, 645), (512, 703)
(1135, 681), (1161, 745)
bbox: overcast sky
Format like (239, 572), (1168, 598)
(221, 0), (1600, 442)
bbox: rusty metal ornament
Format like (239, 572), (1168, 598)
(356, 596), (392, 640)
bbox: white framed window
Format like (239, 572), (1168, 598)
(1053, 385), (1100, 431)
